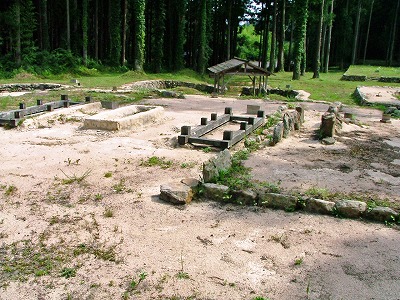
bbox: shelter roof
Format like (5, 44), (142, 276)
(207, 58), (271, 76)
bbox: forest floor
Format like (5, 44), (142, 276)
(0, 88), (400, 300)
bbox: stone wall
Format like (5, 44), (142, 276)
(0, 83), (64, 92)
(124, 80), (215, 94)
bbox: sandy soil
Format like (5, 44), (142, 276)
(0, 92), (400, 300)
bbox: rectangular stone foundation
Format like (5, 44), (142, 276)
(83, 105), (164, 131)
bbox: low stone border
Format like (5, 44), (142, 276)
(0, 83), (67, 92)
(160, 149), (399, 225)
(121, 80), (215, 94)
(268, 105), (304, 146)
(341, 74), (400, 83)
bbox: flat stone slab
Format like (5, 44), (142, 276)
(83, 104), (164, 131)
(358, 86), (400, 107)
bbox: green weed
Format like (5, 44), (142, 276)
(60, 169), (91, 185)
(104, 171), (112, 178)
(103, 207), (114, 218)
(4, 185), (17, 196)
(140, 156), (173, 169)
(60, 267), (77, 279)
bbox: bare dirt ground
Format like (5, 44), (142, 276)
(1, 91), (400, 300)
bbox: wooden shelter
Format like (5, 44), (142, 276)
(208, 58), (272, 95)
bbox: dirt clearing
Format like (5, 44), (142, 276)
(0, 94), (399, 300)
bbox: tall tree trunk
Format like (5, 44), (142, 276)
(313, 0), (325, 78)
(94, 0), (99, 60)
(174, 0), (186, 70)
(41, 0), (50, 51)
(15, 0), (21, 67)
(292, 0), (308, 80)
(153, 0), (165, 73)
(66, 0), (70, 50)
(134, 0), (146, 70)
(301, 32), (307, 75)
(261, 2), (270, 69)
(351, 0), (361, 65)
(121, 0), (127, 66)
(269, 0), (278, 72)
(362, 0), (374, 64)
(323, 0), (334, 72)
(277, 0), (286, 72)
(227, 1), (232, 60)
(388, 0), (399, 66)
(288, 20), (293, 71)
(198, 0), (207, 74)
(82, 0), (88, 65)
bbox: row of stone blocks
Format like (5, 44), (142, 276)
(159, 149), (399, 225)
(270, 106), (304, 146)
(0, 95), (94, 127)
(160, 180), (398, 224)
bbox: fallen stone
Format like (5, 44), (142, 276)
(334, 200), (367, 218)
(203, 149), (232, 183)
(321, 137), (336, 145)
(159, 184), (193, 205)
(304, 198), (335, 215)
(258, 192), (298, 211)
(202, 183), (230, 202)
(231, 189), (258, 206)
(181, 178), (200, 188)
(365, 206), (399, 223)
(271, 122), (284, 145)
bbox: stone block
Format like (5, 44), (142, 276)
(202, 149), (232, 183)
(304, 198), (335, 215)
(320, 113), (336, 138)
(159, 184), (193, 205)
(271, 122), (284, 145)
(334, 200), (367, 218)
(247, 104), (261, 114)
(365, 206), (399, 223)
(231, 189), (257, 206)
(202, 183), (230, 202)
(258, 192), (298, 211)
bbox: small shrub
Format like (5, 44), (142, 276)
(60, 267), (77, 279)
(140, 156), (173, 169)
(103, 208), (114, 218)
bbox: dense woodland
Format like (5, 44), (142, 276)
(0, 0), (399, 79)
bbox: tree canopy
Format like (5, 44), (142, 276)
(0, 0), (398, 78)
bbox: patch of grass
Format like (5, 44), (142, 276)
(345, 65), (400, 78)
(123, 271), (148, 298)
(294, 258), (304, 266)
(60, 169), (92, 185)
(4, 185), (17, 196)
(112, 179), (127, 193)
(0, 240), (65, 282)
(202, 147), (212, 153)
(103, 207), (114, 218)
(180, 162), (196, 169)
(176, 271), (190, 279)
(104, 171), (113, 178)
(60, 267), (77, 279)
(304, 186), (332, 200)
(140, 156), (173, 169)
(73, 243), (117, 262)
(94, 193), (103, 201)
